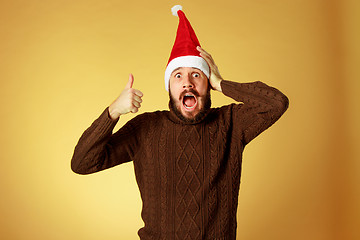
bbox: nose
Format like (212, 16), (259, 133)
(182, 73), (193, 89)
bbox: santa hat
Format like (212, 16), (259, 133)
(164, 5), (210, 91)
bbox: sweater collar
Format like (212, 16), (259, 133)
(167, 101), (212, 125)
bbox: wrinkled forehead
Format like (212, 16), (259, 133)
(171, 67), (208, 76)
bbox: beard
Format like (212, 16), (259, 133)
(169, 87), (212, 124)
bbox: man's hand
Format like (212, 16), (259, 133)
(197, 46), (223, 92)
(108, 74), (143, 120)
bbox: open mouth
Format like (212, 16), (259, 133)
(182, 93), (198, 110)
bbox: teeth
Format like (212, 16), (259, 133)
(184, 105), (195, 109)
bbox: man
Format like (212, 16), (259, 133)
(71, 5), (289, 239)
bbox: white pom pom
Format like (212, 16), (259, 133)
(171, 5), (183, 17)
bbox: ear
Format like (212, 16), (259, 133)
(207, 78), (215, 90)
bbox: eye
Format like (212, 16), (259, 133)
(175, 73), (181, 78)
(193, 73), (200, 78)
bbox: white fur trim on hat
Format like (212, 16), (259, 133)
(164, 56), (210, 91)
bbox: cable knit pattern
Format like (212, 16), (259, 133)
(208, 120), (220, 238)
(158, 122), (168, 240)
(175, 125), (202, 239)
(71, 80), (289, 239)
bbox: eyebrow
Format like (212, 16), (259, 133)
(172, 67), (182, 73)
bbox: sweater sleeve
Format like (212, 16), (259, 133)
(71, 108), (140, 175)
(221, 80), (289, 145)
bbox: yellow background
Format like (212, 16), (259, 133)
(0, 0), (359, 239)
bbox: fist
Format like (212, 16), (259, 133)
(108, 74), (143, 119)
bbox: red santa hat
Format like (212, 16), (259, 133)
(164, 5), (210, 91)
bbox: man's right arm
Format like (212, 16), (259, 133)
(71, 108), (131, 174)
(71, 74), (143, 174)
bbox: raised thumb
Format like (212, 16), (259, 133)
(125, 73), (134, 89)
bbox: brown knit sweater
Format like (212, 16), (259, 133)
(71, 80), (289, 239)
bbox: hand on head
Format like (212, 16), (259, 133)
(197, 46), (223, 92)
(108, 74), (144, 120)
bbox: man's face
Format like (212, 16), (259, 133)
(169, 67), (211, 122)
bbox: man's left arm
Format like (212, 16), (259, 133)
(221, 80), (289, 145)
(198, 46), (289, 145)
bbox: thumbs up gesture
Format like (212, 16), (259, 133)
(108, 74), (144, 120)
